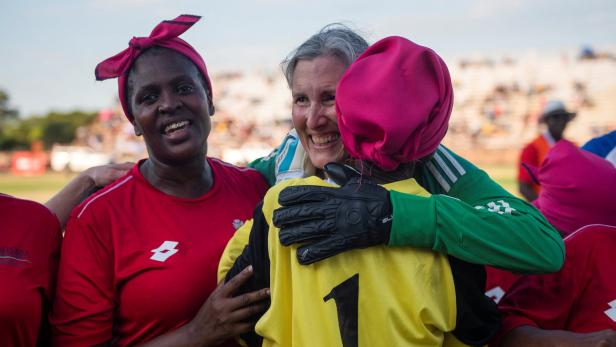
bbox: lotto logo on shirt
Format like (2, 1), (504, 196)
(485, 286), (505, 304)
(150, 241), (179, 262)
(232, 219), (245, 230)
(606, 299), (616, 322)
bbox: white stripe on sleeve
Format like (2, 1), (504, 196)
(438, 146), (466, 176)
(427, 162), (451, 192)
(433, 152), (458, 184)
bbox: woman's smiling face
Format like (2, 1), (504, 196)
(128, 49), (212, 165)
(291, 55), (348, 170)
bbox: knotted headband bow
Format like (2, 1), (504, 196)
(95, 14), (212, 121)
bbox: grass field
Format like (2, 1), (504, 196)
(0, 163), (519, 203)
(0, 172), (78, 203)
(480, 163), (519, 196)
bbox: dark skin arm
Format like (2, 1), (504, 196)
(500, 326), (616, 347)
(137, 265), (269, 347)
(45, 163), (133, 227)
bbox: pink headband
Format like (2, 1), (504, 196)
(95, 14), (212, 121)
(532, 140), (616, 235)
(336, 36), (453, 171)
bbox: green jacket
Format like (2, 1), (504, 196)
(249, 143), (564, 273)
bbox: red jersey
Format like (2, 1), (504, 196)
(51, 159), (268, 347)
(493, 224), (616, 345)
(0, 194), (61, 347)
(484, 267), (521, 304)
(518, 133), (555, 194)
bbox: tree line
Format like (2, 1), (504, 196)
(0, 89), (96, 151)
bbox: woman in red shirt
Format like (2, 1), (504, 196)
(50, 15), (269, 347)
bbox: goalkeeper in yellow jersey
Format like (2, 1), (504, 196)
(219, 36), (500, 347)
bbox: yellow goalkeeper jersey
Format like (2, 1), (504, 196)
(219, 176), (497, 347)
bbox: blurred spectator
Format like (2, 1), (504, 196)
(486, 140), (616, 305)
(492, 225), (616, 347)
(579, 45), (597, 60)
(517, 100), (575, 201)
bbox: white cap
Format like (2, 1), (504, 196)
(542, 100), (576, 120)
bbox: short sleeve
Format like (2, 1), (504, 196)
(50, 214), (115, 346)
(491, 249), (581, 346)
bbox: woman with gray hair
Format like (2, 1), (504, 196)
(281, 23), (369, 88)
(48, 23), (563, 276)
(245, 23), (563, 274)
(215, 23), (566, 346)
(47, 22), (564, 344)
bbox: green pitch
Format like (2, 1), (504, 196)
(0, 163), (519, 204)
(0, 172), (76, 203)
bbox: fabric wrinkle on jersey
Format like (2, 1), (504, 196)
(249, 136), (564, 273)
(491, 224), (616, 346)
(51, 158), (268, 347)
(220, 176), (499, 347)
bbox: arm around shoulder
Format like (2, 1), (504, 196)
(51, 214), (116, 346)
(390, 146), (564, 273)
(45, 162), (132, 227)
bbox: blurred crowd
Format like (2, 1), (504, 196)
(70, 48), (615, 168)
(3, 16), (616, 347)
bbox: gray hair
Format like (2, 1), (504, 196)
(281, 23), (369, 87)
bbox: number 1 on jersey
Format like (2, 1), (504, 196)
(324, 273), (359, 347)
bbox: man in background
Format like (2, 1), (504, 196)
(518, 100), (575, 201)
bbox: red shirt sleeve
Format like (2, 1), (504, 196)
(51, 214), (115, 346)
(490, 239), (583, 346)
(518, 142), (539, 183)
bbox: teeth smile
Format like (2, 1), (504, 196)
(164, 120), (189, 134)
(311, 134), (339, 145)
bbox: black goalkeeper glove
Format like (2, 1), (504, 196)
(272, 162), (393, 265)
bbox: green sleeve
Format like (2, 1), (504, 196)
(389, 145), (564, 274)
(248, 151), (277, 186)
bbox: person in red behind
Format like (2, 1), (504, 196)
(487, 139), (616, 303)
(0, 193), (61, 347)
(489, 141), (616, 347)
(50, 15), (269, 347)
(517, 100), (575, 201)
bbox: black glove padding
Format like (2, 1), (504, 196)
(273, 162), (393, 265)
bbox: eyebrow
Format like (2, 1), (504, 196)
(136, 74), (196, 92)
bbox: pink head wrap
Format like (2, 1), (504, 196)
(95, 14), (212, 121)
(530, 140), (616, 236)
(336, 36), (453, 171)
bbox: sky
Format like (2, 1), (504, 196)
(0, 0), (615, 117)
